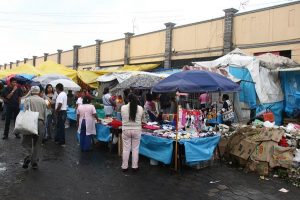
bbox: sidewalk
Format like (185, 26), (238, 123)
(0, 119), (299, 200)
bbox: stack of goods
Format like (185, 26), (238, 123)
(222, 123), (300, 178)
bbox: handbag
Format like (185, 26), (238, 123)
(14, 99), (39, 135)
(222, 109), (235, 122)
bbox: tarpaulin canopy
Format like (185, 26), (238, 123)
(36, 61), (77, 82)
(95, 63), (160, 75)
(0, 64), (41, 79)
(192, 48), (284, 104)
(152, 70), (240, 93)
(77, 70), (103, 89)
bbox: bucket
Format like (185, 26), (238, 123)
(263, 112), (274, 122)
(150, 159), (158, 166)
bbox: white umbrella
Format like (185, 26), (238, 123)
(49, 79), (81, 91)
(33, 74), (70, 87)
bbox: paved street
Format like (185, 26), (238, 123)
(0, 119), (300, 200)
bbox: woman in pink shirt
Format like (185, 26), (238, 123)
(77, 97), (99, 151)
(199, 92), (210, 109)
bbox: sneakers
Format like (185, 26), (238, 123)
(2, 135), (8, 140)
(22, 156), (31, 169)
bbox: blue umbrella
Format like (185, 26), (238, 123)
(152, 70), (240, 93)
(14, 75), (33, 85)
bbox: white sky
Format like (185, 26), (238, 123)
(0, 0), (297, 64)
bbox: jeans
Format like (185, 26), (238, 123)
(45, 114), (53, 139)
(3, 106), (20, 137)
(55, 111), (67, 144)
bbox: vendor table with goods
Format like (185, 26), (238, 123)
(68, 107), (222, 168)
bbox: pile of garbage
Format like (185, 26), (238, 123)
(220, 121), (300, 186)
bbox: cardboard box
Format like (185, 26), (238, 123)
(269, 145), (295, 169)
(252, 129), (284, 143)
(251, 141), (276, 162)
(230, 138), (259, 160)
(246, 160), (269, 176)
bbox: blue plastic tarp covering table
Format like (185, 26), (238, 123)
(67, 107), (77, 121)
(96, 124), (111, 142)
(179, 135), (221, 163)
(139, 134), (174, 164)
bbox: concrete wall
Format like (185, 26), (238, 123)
(100, 39), (125, 66)
(130, 31), (165, 64)
(1, 1), (300, 70)
(35, 57), (44, 67)
(61, 50), (73, 67)
(47, 54), (57, 62)
(79, 45), (96, 66)
(234, 3), (300, 62)
(172, 18), (224, 60)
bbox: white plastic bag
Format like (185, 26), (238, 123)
(14, 104), (39, 135)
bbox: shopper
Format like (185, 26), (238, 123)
(2, 77), (23, 140)
(76, 96), (99, 151)
(102, 87), (115, 117)
(121, 93), (143, 172)
(55, 83), (67, 146)
(44, 84), (55, 140)
(199, 92), (210, 109)
(22, 86), (47, 169)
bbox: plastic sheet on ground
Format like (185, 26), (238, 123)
(139, 134), (174, 164)
(179, 135), (221, 163)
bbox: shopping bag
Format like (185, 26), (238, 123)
(222, 110), (234, 122)
(14, 101), (39, 135)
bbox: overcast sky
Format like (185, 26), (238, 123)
(0, 0), (297, 64)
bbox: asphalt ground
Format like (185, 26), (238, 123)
(1, 119), (300, 200)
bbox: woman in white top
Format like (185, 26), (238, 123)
(77, 96), (99, 151)
(121, 93), (144, 172)
(102, 87), (115, 117)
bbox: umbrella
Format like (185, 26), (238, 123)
(111, 74), (163, 93)
(33, 74), (71, 87)
(152, 70), (240, 93)
(49, 79), (81, 91)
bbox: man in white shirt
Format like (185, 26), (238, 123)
(55, 83), (67, 146)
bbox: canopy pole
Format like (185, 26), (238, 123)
(175, 103), (179, 171)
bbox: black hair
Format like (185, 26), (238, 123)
(39, 85), (44, 93)
(128, 93), (138, 121)
(10, 77), (17, 83)
(103, 87), (109, 95)
(45, 84), (54, 95)
(82, 96), (91, 104)
(222, 94), (229, 100)
(55, 83), (64, 91)
(146, 93), (153, 102)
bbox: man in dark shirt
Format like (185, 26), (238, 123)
(2, 77), (23, 140)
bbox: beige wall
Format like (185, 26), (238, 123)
(130, 31), (165, 63)
(36, 57), (44, 67)
(27, 59), (33, 65)
(2, 2), (300, 68)
(79, 45), (96, 65)
(100, 40), (125, 66)
(47, 54), (57, 62)
(61, 50), (73, 67)
(234, 4), (300, 45)
(11, 63), (17, 69)
(172, 19), (224, 60)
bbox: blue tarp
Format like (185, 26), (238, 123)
(139, 134), (174, 164)
(179, 135), (221, 163)
(229, 66), (257, 109)
(256, 101), (284, 125)
(152, 70), (240, 93)
(280, 71), (300, 117)
(67, 107), (77, 121)
(96, 124), (111, 142)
